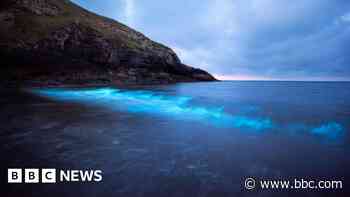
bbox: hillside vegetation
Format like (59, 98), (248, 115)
(0, 0), (216, 86)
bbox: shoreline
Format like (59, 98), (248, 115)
(0, 80), (221, 90)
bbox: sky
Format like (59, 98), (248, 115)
(72, 0), (350, 81)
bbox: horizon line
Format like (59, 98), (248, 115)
(218, 79), (350, 82)
(213, 74), (350, 82)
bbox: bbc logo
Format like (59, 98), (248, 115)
(8, 168), (56, 183)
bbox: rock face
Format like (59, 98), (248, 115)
(0, 0), (216, 86)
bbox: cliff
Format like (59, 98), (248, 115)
(0, 0), (216, 86)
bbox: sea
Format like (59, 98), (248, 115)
(1, 81), (349, 197)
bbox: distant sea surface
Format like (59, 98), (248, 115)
(1, 81), (349, 196)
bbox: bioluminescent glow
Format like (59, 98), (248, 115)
(31, 87), (345, 140)
(31, 88), (273, 131)
(311, 122), (344, 139)
(286, 122), (345, 141)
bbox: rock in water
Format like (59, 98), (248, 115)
(0, 0), (216, 86)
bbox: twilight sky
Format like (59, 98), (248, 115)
(72, 0), (350, 81)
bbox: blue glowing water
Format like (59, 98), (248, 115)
(31, 88), (274, 131)
(2, 81), (349, 196)
(31, 82), (347, 141)
(311, 122), (344, 139)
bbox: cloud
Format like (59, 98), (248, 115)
(341, 12), (350, 22)
(121, 0), (136, 27)
(73, 0), (350, 80)
(194, 0), (350, 79)
(172, 46), (211, 69)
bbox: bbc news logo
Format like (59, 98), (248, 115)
(8, 168), (102, 183)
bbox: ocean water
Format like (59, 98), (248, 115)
(1, 81), (349, 196)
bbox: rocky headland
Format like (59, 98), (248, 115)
(0, 0), (216, 86)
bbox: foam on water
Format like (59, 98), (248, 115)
(31, 87), (345, 140)
(31, 88), (273, 131)
(311, 122), (344, 139)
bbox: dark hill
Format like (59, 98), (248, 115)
(0, 0), (216, 86)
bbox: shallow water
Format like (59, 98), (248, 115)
(1, 81), (350, 196)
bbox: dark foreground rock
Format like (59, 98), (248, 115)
(0, 0), (216, 86)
